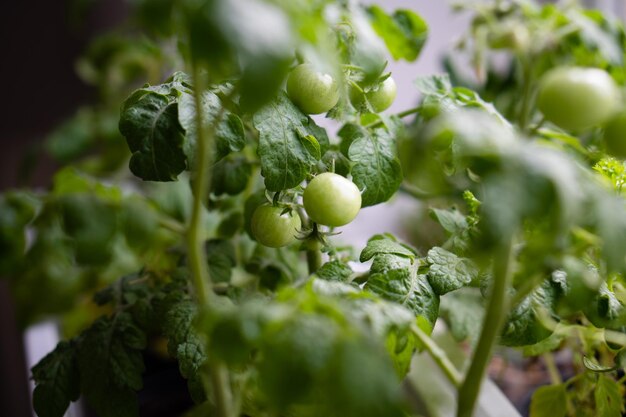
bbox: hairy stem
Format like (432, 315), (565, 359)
(410, 324), (462, 388)
(306, 224), (323, 274)
(189, 63), (235, 417)
(542, 352), (562, 385)
(457, 235), (515, 417)
(188, 65), (213, 306)
(365, 106), (421, 128)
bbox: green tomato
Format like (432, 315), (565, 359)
(350, 76), (397, 113)
(251, 205), (301, 248)
(286, 64), (339, 115)
(303, 173), (361, 227)
(487, 23), (530, 51)
(604, 110), (626, 158)
(537, 67), (620, 132)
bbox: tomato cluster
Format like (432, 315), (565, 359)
(251, 173), (362, 247)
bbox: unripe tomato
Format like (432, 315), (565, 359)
(286, 64), (339, 115)
(350, 76), (397, 113)
(303, 173), (361, 227)
(604, 110), (626, 158)
(537, 67), (620, 132)
(251, 205), (301, 248)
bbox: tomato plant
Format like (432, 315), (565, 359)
(2, 2), (626, 417)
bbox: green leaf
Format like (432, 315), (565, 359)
(500, 281), (555, 347)
(315, 260), (354, 282)
(211, 156), (252, 196)
(439, 288), (484, 342)
(205, 239), (236, 283)
(522, 332), (564, 356)
(366, 264), (439, 329)
(426, 247), (478, 295)
(119, 89), (186, 181)
(529, 384), (567, 417)
(162, 298), (207, 401)
(77, 314), (146, 417)
(367, 6), (428, 62)
(60, 194), (119, 266)
(347, 126), (402, 207)
(430, 208), (468, 236)
(595, 375), (624, 417)
(32, 341), (80, 417)
(177, 89), (245, 169)
(360, 234), (416, 263)
(414, 74), (452, 96)
(253, 93), (329, 191)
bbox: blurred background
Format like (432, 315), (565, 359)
(1, 0), (625, 416)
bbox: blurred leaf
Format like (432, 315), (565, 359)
(529, 384), (567, 417)
(77, 314), (146, 417)
(594, 375), (624, 417)
(32, 341), (80, 417)
(366, 6), (428, 62)
(439, 288), (484, 342)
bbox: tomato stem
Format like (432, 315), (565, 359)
(188, 62), (236, 417)
(456, 235), (515, 417)
(410, 324), (462, 388)
(364, 106), (421, 129)
(306, 223), (323, 274)
(188, 64), (212, 306)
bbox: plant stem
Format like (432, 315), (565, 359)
(188, 65), (213, 306)
(542, 352), (562, 385)
(456, 235), (515, 417)
(306, 224), (323, 274)
(517, 58), (534, 133)
(210, 362), (235, 417)
(189, 63), (235, 417)
(365, 106), (421, 128)
(410, 324), (462, 388)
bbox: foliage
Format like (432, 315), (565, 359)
(3, 1), (626, 417)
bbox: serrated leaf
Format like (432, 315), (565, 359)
(206, 239), (236, 283)
(529, 384), (567, 417)
(77, 314), (146, 417)
(366, 265), (439, 329)
(500, 282), (555, 347)
(315, 260), (354, 282)
(360, 234), (416, 263)
(426, 247), (478, 295)
(348, 126), (402, 207)
(430, 208), (468, 236)
(595, 375), (624, 417)
(163, 300), (197, 355)
(178, 90), (245, 169)
(366, 6), (428, 62)
(439, 288), (484, 342)
(414, 74), (452, 96)
(119, 89), (186, 181)
(253, 93), (329, 191)
(32, 341), (80, 417)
